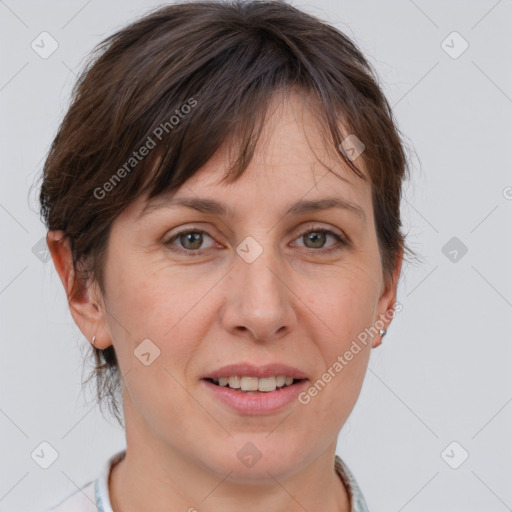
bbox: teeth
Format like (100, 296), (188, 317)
(241, 376), (259, 391)
(257, 377), (276, 392)
(212, 375), (298, 392)
(228, 376), (241, 389)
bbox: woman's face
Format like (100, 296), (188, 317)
(74, 91), (400, 480)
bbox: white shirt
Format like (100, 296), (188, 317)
(47, 450), (369, 511)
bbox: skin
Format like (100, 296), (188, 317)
(48, 90), (402, 512)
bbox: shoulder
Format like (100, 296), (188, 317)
(46, 480), (97, 512)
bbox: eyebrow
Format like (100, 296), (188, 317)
(137, 195), (366, 224)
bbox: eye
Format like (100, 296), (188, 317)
(293, 226), (348, 255)
(164, 229), (217, 254)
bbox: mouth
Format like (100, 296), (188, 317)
(202, 376), (306, 394)
(200, 363), (309, 414)
(200, 375), (309, 415)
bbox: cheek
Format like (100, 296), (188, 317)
(108, 269), (213, 432)
(313, 262), (380, 343)
(317, 286), (374, 382)
(305, 322), (372, 433)
(302, 268), (377, 419)
(105, 248), (202, 334)
(104, 254), (221, 381)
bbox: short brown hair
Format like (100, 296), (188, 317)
(38, 0), (413, 426)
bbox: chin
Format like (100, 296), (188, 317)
(202, 442), (302, 483)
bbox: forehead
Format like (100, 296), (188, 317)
(127, 90), (371, 222)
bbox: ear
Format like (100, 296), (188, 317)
(47, 230), (111, 350)
(372, 248), (403, 348)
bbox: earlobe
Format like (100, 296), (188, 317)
(46, 230), (110, 349)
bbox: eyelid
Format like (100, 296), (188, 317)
(294, 223), (346, 240)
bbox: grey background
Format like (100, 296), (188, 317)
(1, 0), (511, 510)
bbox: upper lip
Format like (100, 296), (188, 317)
(202, 363), (308, 380)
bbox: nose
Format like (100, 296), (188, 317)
(220, 246), (296, 343)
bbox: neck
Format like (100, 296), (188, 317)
(109, 443), (350, 512)
(109, 396), (350, 512)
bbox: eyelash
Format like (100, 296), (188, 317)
(163, 225), (349, 256)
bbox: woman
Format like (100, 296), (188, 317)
(40, 1), (411, 510)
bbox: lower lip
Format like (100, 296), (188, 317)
(201, 379), (309, 415)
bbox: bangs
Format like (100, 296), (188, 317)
(117, 32), (367, 208)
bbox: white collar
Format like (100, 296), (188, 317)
(94, 450), (124, 512)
